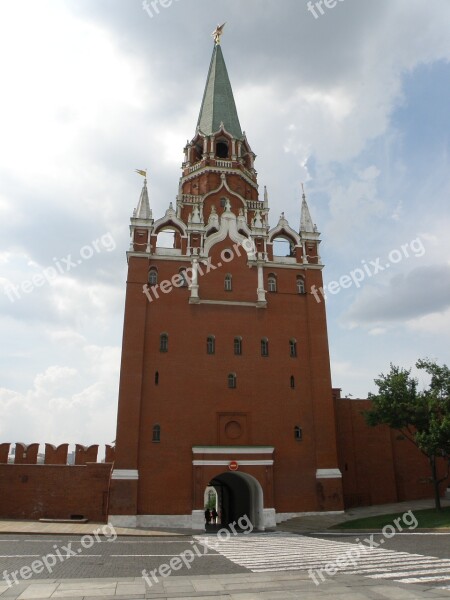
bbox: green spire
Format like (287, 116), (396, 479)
(196, 45), (243, 139)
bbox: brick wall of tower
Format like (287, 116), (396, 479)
(110, 232), (343, 518)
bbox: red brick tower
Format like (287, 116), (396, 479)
(109, 30), (343, 529)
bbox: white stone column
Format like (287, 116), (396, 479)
(302, 242), (308, 264)
(189, 257), (200, 303)
(257, 259), (266, 304)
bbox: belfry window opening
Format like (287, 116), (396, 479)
(216, 140), (229, 159)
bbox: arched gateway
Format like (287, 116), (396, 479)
(207, 471), (265, 531)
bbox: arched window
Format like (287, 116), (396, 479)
(290, 376), (295, 389)
(294, 426), (302, 441)
(225, 274), (232, 292)
(155, 371), (159, 385)
(228, 373), (237, 389)
(268, 274), (277, 293)
(297, 276), (306, 295)
(148, 268), (158, 286)
(290, 339), (297, 358)
(234, 336), (242, 356)
(261, 338), (269, 357)
(160, 333), (168, 353)
(207, 335), (215, 355)
(179, 268), (189, 287)
(152, 424), (161, 443)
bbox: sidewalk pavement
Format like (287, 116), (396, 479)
(1, 572), (450, 600)
(1, 497), (448, 537)
(0, 521), (182, 537)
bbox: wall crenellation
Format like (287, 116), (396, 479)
(0, 443), (115, 465)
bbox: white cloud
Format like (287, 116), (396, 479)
(343, 265), (450, 328)
(1, 0), (449, 439)
(0, 344), (119, 446)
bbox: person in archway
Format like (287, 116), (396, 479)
(204, 508), (211, 525)
(211, 508), (218, 525)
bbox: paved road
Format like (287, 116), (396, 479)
(0, 535), (245, 583)
(208, 531), (450, 590)
(1, 532), (450, 593)
(310, 530), (450, 560)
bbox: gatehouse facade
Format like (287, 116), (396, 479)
(108, 34), (344, 529)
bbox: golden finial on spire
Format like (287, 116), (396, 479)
(212, 23), (226, 45)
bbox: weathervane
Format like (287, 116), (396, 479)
(212, 22), (226, 45)
(135, 168), (148, 181)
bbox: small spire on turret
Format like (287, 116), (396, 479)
(300, 184), (315, 234)
(134, 171), (152, 221)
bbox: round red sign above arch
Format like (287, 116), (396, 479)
(229, 460), (239, 471)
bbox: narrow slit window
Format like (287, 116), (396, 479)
(228, 373), (237, 389)
(225, 274), (232, 291)
(160, 333), (168, 353)
(207, 336), (215, 355)
(290, 339), (297, 358)
(234, 337), (242, 356)
(148, 268), (158, 286)
(179, 269), (189, 287)
(290, 376), (295, 389)
(294, 426), (302, 441)
(261, 338), (269, 357)
(152, 424), (161, 443)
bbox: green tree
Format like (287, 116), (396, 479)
(365, 359), (450, 511)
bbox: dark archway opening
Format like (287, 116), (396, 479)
(216, 142), (229, 159)
(204, 471), (264, 532)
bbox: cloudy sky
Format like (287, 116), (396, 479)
(0, 0), (449, 450)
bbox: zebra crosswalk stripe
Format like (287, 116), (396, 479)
(194, 532), (450, 588)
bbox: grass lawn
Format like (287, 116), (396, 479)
(333, 506), (450, 529)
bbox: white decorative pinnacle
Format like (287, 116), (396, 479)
(300, 185), (315, 234)
(134, 179), (152, 221)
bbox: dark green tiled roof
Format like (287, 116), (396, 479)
(197, 45), (243, 139)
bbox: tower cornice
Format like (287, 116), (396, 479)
(180, 165), (259, 191)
